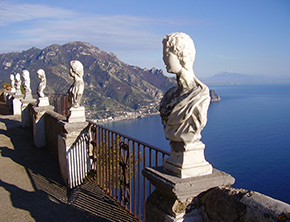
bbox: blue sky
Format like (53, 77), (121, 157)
(0, 0), (289, 78)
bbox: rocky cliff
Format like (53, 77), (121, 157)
(210, 89), (221, 102)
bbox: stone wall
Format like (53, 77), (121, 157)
(195, 186), (290, 222)
(44, 110), (67, 159)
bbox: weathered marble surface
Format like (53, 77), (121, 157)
(68, 60), (84, 108)
(14, 73), (22, 96)
(10, 74), (16, 93)
(22, 70), (33, 100)
(36, 69), (50, 107)
(160, 32), (210, 145)
(37, 69), (46, 98)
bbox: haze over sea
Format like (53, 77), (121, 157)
(103, 84), (290, 204)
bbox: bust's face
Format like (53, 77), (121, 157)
(163, 50), (182, 74)
(69, 67), (75, 77)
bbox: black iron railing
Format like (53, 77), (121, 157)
(87, 120), (170, 221)
(49, 94), (69, 116)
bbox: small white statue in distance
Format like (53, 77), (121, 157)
(15, 73), (22, 96)
(160, 32), (212, 178)
(37, 69), (50, 106)
(68, 60), (84, 108)
(67, 60), (86, 123)
(10, 74), (16, 93)
(37, 69), (46, 98)
(22, 70), (33, 100)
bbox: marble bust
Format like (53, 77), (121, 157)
(160, 32), (212, 178)
(14, 73), (22, 95)
(37, 69), (46, 98)
(68, 60), (84, 108)
(10, 74), (16, 93)
(160, 32), (210, 144)
(22, 69), (33, 100)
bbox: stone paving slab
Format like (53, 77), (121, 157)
(0, 100), (139, 222)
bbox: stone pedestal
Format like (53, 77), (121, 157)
(21, 98), (36, 127)
(37, 97), (50, 107)
(57, 121), (89, 187)
(163, 141), (213, 178)
(32, 105), (54, 147)
(12, 95), (23, 115)
(143, 166), (235, 222)
(67, 106), (86, 123)
(23, 92), (34, 101)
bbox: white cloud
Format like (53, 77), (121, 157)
(0, 2), (75, 26)
(0, 2), (209, 69)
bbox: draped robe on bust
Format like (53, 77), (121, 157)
(68, 79), (84, 108)
(159, 81), (210, 144)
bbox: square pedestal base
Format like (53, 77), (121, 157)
(163, 141), (213, 178)
(143, 166), (235, 222)
(38, 97), (50, 107)
(67, 106), (86, 123)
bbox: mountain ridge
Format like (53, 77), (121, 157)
(0, 41), (176, 119)
(202, 71), (290, 85)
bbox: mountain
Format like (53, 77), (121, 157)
(0, 42), (176, 119)
(202, 71), (290, 85)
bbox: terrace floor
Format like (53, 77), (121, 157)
(0, 98), (139, 222)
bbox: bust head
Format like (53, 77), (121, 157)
(162, 32), (196, 72)
(15, 73), (21, 81)
(37, 69), (46, 81)
(70, 60), (84, 78)
(10, 74), (14, 81)
(22, 70), (30, 80)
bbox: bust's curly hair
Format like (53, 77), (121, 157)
(70, 60), (84, 77)
(162, 32), (196, 71)
(37, 69), (46, 80)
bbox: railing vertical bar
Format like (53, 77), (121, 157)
(102, 128), (105, 188)
(116, 135), (120, 202)
(79, 137), (83, 184)
(138, 143), (141, 220)
(104, 129), (108, 191)
(143, 145), (146, 222)
(108, 131), (112, 195)
(72, 142), (77, 188)
(112, 133), (116, 198)
(73, 143), (77, 188)
(149, 148), (152, 194)
(132, 142), (136, 216)
(93, 126), (97, 181)
(80, 138), (83, 185)
(98, 126), (101, 186)
(155, 151), (158, 167)
(77, 140), (81, 186)
(128, 139), (132, 213)
(67, 148), (72, 188)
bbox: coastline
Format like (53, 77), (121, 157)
(91, 112), (160, 124)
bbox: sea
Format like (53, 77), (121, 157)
(102, 84), (290, 204)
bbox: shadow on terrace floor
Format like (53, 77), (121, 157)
(0, 99), (138, 221)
